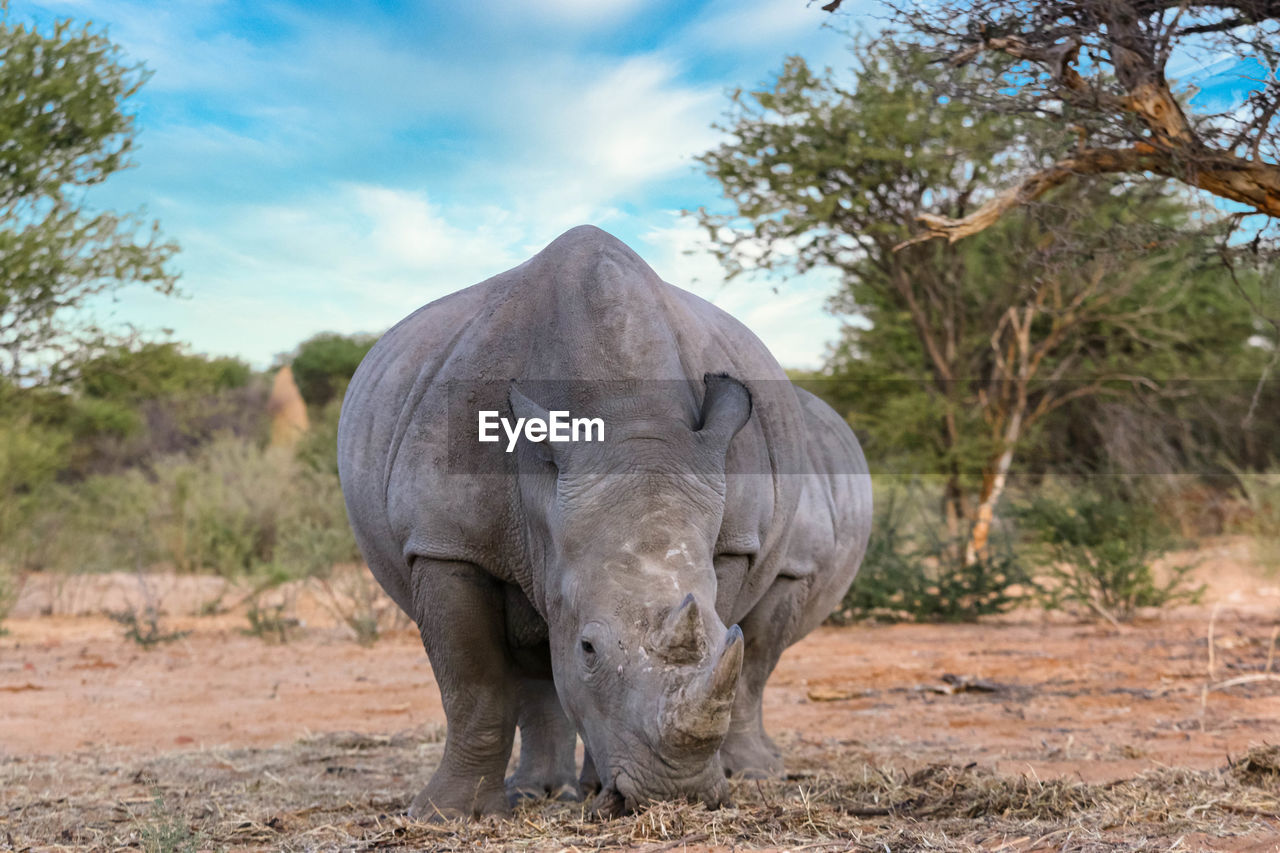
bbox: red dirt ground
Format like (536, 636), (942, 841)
(3, 537), (1278, 786)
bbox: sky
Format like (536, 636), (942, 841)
(11, 0), (867, 371)
(9, 1), (1273, 373)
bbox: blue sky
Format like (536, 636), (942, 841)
(10, 2), (1273, 372)
(12, 0), (864, 370)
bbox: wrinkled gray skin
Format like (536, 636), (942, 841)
(337, 226), (871, 820)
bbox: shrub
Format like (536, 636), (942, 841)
(295, 397), (343, 476)
(0, 411), (72, 573)
(107, 605), (190, 648)
(134, 792), (202, 853)
(0, 562), (19, 635)
(1229, 469), (1280, 572)
(832, 486), (1030, 623)
(70, 384), (271, 478)
(289, 332), (376, 407)
(311, 566), (405, 646)
(1017, 486), (1204, 621)
(71, 341), (251, 403)
(10, 433), (360, 582)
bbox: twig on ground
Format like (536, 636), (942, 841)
(1209, 674), (1280, 692)
(1266, 626), (1278, 675)
(1207, 603), (1223, 681)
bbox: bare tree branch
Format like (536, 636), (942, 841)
(857, 0), (1280, 244)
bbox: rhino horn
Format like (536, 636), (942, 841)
(704, 624), (744, 705)
(660, 625), (744, 753)
(657, 594), (706, 664)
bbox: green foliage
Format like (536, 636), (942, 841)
(0, 561), (19, 635)
(106, 604), (190, 648)
(1017, 486), (1204, 621)
(71, 341), (251, 404)
(0, 12), (178, 382)
(295, 397), (343, 476)
(289, 332), (375, 407)
(832, 483), (1031, 623)
(4, 434), (359, 582)
(1229, 470), (1280, 572)
(0, 412), (70, 499)
(700, 37), (1269, 551)
(62, 394), (143, 440)
(243, 597), (298, 643)
(135, 793), (201, 853)
(0, 399), (72, 574)
(696, 43), (1030, 269)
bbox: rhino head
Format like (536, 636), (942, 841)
(509, 374), (752, 815)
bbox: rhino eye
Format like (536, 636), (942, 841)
(580, 639), (596, 656)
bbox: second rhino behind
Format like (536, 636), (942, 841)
(337, 225), (872, 819)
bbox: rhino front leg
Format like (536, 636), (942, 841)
(506, 675), (581, 803)
(579, 747), (601, 797)
(408, 558), (517, 820)
(720, 575), (810, 779)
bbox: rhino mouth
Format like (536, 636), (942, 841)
(588, 765), (730, 818)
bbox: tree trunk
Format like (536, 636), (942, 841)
(965, 406), (1023, 564)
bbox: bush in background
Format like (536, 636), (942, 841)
(289, 333), (376, 408)
(1016, 484), (1204, 622)
(1229, 470), (1280, 572)
(4, 433), (359, 582)
(71, 341), (251, 403)
(832, 482), (1030, 623)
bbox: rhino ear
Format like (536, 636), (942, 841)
(508, 385), (549, 438)
(695, 373), (752, 453)
(509, 384), (557, 464)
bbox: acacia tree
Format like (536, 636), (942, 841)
(696, 40), (1254, 562)
(0, 13), (178, 382)
(818, 0), (1280, 244)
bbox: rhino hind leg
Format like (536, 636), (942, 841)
(719, 575), (812, 779)
(506, 675), (581, 803)
(406, 558), (518, 821)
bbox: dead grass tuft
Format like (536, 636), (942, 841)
(4, 730), (1278, 851)
(1229, 743), (1280, 787)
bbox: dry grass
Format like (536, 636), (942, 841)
(3, 732), (1278, 852)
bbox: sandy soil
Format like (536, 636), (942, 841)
(3, 538), (1278, 788)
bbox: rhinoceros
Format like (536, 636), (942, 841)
(337, 225), (871, 819)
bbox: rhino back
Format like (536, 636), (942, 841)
(338, 226), (807, 617)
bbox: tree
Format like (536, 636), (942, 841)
(696, 39), (1260, 562)
(71, 341), (250, 404)
(288, 332), (376, 407)
(0, 12), (178, 382)
(818, 0), (1279, 244)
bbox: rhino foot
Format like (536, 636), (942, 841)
(408, 776), (512, 822)
(505, 775), (581, 805)
(719, 729), (782, 779)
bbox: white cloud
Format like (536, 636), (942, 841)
(492, 54), (722, 225)
(36, 1), (862, 370)
(682, 0), (834, 51)
(489, 0), (652, 27)
(640, 214), (843, 370)
(103, 184), (527, 366)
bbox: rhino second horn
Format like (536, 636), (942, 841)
(660, 625), (744, 753)
(705, 624), (744, 705)
(658, 593), (706, 664)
